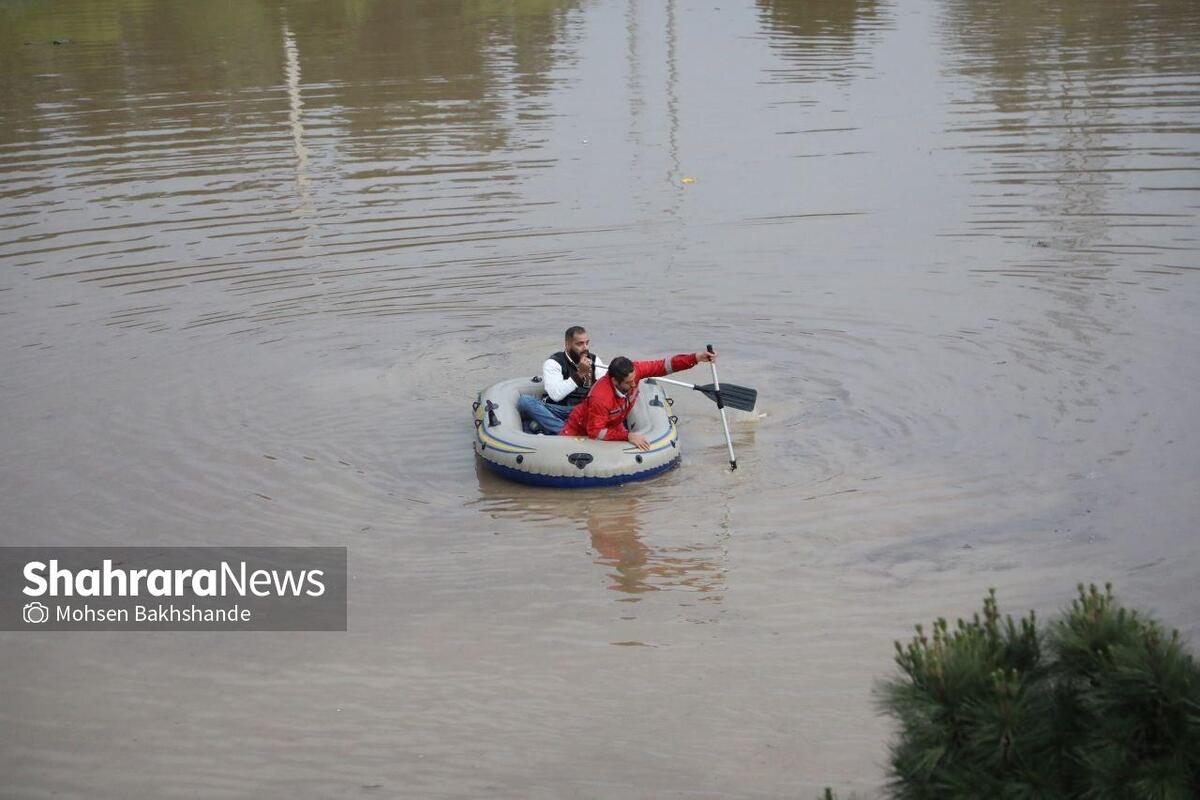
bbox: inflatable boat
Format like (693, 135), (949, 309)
(473, 376), (680, 487)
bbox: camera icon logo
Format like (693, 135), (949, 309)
(23, 601), (50, 625)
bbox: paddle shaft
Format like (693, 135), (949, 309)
(646, 376), (701, 390)
(707, 344), (737, 470)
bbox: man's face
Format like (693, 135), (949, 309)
(567, 332), (590, 359)
(614, 372), (636, 395)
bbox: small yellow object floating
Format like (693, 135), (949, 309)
(681, 176), (697, 184)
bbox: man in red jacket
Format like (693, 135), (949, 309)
(560, 350), (716, 450)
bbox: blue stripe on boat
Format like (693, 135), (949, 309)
(478, 455), (681, 488)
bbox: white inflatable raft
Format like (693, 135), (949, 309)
(473, 376), (680, 487)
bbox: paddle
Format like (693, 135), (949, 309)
(706, 345), (737, 470)
(644, 377), (757, 412)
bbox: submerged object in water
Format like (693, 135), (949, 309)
(473, 376), (679, 488)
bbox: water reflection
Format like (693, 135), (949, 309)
(755, 0), (890, 83)
(282, 25), (312, 216)
(0, 0), (583, 148)
(471, 466), (726, 601)
(939, 0), (1200, 281)
(586, 497), (727, 600)
(0, 0), (584, 334)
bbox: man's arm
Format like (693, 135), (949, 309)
(632, 353), (700, 380)
(542, 357), (578, 403)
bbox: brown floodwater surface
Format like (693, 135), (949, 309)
(2, 0), (1198, 797)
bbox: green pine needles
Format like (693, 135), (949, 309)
(876, 584), (1200, 799)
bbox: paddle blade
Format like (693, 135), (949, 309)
(695, 383), (757, 412)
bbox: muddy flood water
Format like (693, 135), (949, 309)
(2, 0), (1198, 797)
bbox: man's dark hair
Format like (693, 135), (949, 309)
(608, 356), (634, 382)
(564, 325), (587, 342)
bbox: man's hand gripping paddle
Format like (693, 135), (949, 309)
(646, 345), (753, 470)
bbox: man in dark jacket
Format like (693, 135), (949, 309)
(518, 326), (608, 434)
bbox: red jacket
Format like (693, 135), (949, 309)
(560, 353), (699, 441)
